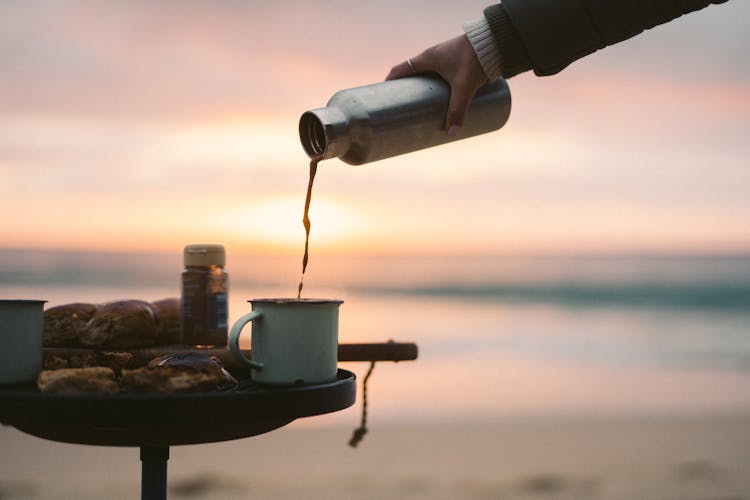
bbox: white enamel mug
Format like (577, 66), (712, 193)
(228, 298), (342, 385)
(0, 299), (46, 384)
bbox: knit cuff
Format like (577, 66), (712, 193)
(483, 4), (533, 78)
(463, 17), (503, 81)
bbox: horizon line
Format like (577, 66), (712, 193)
(2, 245), (750, 260)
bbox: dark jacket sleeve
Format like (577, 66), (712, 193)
(484, 0), (729, 77)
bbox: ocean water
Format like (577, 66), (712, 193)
(1, 249), (750, 421)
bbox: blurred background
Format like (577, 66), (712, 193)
(1, 1), (749, 499)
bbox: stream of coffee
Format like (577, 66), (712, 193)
(297, 154), (375, 447)
(297, 156), (321, 299)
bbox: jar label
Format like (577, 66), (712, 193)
(211, 293), (228, 330)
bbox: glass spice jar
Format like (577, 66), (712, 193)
(180, 244), (228, 347)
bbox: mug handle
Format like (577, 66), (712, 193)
(228, 311), (264, 370)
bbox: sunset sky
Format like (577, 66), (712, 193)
(1, 0), (748, 256)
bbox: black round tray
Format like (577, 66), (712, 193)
(0, 369), (356, 447)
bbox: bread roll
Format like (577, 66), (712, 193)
(43, 354), (69, 370)
(43, 303), (98, 347)
(95, 351), (135, 375)
(43, 350), (134, 372)
(68, 351), (98, 368)
(80, 300), (157, 348)
(120, 354), (235, 393)
(151, 298), (181, 345)
(37, 367), (119, 394)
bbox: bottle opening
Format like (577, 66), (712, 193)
(299, 112), (327, 158)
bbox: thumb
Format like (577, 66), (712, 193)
(445, 84), (476, 136)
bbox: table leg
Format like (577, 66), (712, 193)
(140, 446), (169, 500)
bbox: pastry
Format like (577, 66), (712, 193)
(43, 354), (69, 370)
(42, 350), (134, 372)
(37, 367), (119, 394)
(43, 303), (98, 347)
(120, 354), (235, 393)
(68, 351), (98, 368)
(151, 298), (181, 345)
(96, 351), (135, 375)
(80, 300), (157, 348)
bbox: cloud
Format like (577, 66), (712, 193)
(0, 1), (490, 118)
(0, 0), (748, 253)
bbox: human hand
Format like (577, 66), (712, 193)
(386, 34), (488, 136)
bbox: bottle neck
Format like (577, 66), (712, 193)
(299, 107), (351, 160)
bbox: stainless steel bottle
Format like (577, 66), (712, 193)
(299, 76), (511, 165)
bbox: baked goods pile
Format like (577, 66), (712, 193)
(38, 354), (236, 395)
(38, 299), (236, 394)
(43, 299), (180, 349)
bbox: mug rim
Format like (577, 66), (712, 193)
(249, 298), (344, 305)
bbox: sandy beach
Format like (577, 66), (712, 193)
(1, 414), (749, 499)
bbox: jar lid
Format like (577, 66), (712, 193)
(184, 244), (225, 267)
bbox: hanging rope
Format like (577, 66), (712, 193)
(348, 361), (376, 448)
